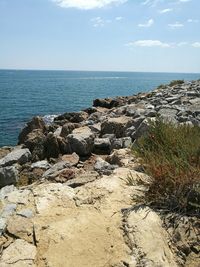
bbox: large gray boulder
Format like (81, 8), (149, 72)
(67, 126), (95, 156)
(0, 148), (31, 167)
(101, 116), (133, 138)
(0, 166), (19, 188)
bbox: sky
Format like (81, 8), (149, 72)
(0, 0), (200, 73)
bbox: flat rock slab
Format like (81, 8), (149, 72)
(0, 239), (36, 267)
(126, 207), (178, 267)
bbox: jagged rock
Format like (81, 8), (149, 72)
(106, 149), (133, 167)
(66, 171), (98, 188)
(94, 157), (116, 175)
(1, 203), (17, 218)
(54, 168), (75, 183)
(67, 126), (95, 156)
(111, 137), (132, 150)
(7, 215), (34, 243)
(61, 153), (79, 167)
(31, 160), (51, 170)
(0, 148), (31, 167)
(45, 132), (60, 159)
(42, 161), (70, 179)
(0, 166), (19, 188)
(0, 147), (13, 160)
(0, 218), (7, 236)
(24, 129), (46, 161)
(132, 118), (155, 140)
(18, 116), (46, 144)
(93, 138), (111, 154)
(101, 116), (133, 138)
(0, 239), (36, 266)
(60, 122), (81, 138)
(55, 111), (88, 123)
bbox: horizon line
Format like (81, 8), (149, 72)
(0, 68), (200, 75)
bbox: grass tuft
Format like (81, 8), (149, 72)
(132, 119), (200, 216)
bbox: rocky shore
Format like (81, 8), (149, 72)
(0, 79), (200, 266)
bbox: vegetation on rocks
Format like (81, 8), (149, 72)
(133, 119), (200, 216)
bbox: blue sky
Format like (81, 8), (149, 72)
(0, 0), (200, 72)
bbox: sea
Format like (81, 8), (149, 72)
(0, 70), (199, 147)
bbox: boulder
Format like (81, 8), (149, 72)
(18, 116), (46, 144)
(24, 129), (46, 161)
(67, 126), (95, 156)
(101, 116), (133, 138)
(61, 153), (79, 167)
(93, 138), (111, 154)
(0, 166), (19, 188)
(106, 148), (132, 167)
(31, 160), (51, 170)
(54, 168), (75, 183)
(55, 111), (88, 123)
(42, 161), (71, 179)
(94, 157), (116, 175)
(0, 148), (31, 167)
(45, 132), (60, 159)
(60, 122), (81, 138)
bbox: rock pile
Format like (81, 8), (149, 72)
(0, 79), (199, 266)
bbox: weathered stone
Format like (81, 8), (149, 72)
(0, 166), (19, 188)
(0, 218), (7, 236)
(94, 158), (116, 175)
(61, 152), (79, 167)
(55, 111), (88, 123)
(101, 116), (133, 138)
(66, 171), (98, 188)
(1, 204), (17, 218)
(93, 138), (111, 154)
(67, 126), (95, 156)
(107, 149), (133, 167)
(126, 207), (178, 267)
(17, 209), (34, 218)
(54, 168), (75, 183)
(0, 148), (31, 167)
(60, 122), (81, 138)
(0, 239), (36, 266)
(42, 161), (70, 179)
(31, 160), (51, 170)
(45, 132), (60, 158)
(24, 129), (46, 161)
(7, 215), (34, 243)
(18, 116), (46, 144)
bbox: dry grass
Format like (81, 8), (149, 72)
(133, 119), (200, 215)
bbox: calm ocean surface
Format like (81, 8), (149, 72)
(0, 70), (199, 147)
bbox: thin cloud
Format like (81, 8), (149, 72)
(192, 42), (200, 48)
(138, 19), (154, 28)
(91, 17), (111, 27)
(159, 8), (173, 14)
(52, 0), (127, 9)
(115, 16), (123, 21)
(168, 22), (184, 29)
(177, 42), (188, 46)
(187, 19), (199, 23)
(126, 40), (171, 48)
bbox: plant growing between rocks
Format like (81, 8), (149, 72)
(132, 119), (200, 216)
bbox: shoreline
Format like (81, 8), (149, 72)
(0, 79), (199, 266)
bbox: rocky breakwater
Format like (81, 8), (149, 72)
(0, 79), (200, 267)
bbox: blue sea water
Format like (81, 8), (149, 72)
(0, 70), (199, 147)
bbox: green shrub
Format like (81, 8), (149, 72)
(133, 119), (200, 215)
(169, 80), (184, 86)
